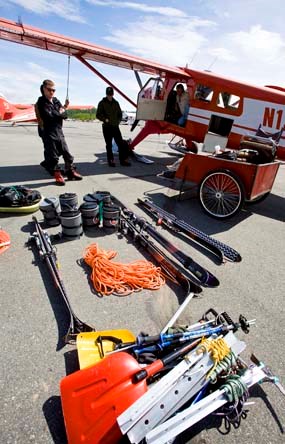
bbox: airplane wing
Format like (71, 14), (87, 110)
(0, 17), (189, 78)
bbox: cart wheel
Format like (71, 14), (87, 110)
(199, 169), (244, 219)
(245, 192), (270, 205)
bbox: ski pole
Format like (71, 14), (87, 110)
(113, 315), (255, 355)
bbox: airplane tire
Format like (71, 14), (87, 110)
(198, 169), (244, 219)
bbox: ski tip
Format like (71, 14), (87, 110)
(204, 273), (220, 288)
(225, 252), (242, 263)
(191, 282), (203, 294)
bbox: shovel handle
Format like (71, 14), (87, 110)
(133, 339), (200, 383)
(133, 360), (163, 383)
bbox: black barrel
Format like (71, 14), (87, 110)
(103, 205), (121, 229)
(39, 197), (61, 226)
(60, 209), (83, 238)
(80, 202), (100, 228)
(83, 191), (112, 206)
(59, 193), (78, 211)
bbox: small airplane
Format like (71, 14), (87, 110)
(0, 17), (285, 159)
(0, 94), (95, 124)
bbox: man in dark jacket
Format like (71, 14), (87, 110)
(96, 86), (131, 167)
(36, 79), (82, 185)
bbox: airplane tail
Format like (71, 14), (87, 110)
(0, 96), (16, 120)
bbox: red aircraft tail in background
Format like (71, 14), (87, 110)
(0, 96), (36, 122)
(0, 95), (95, 124)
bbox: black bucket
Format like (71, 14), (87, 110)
(59, 193), (78, 212)
(60, 209), (83, 238)
(83, 191), (112, 206)
(80, 202), (100, 228)
(95, 191), (112, 205)
(103, 205), (120, 229)
(39, 197), (61, 226)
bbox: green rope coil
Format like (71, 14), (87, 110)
(208, 351), (237, 382)
(220, 374), (248, 403)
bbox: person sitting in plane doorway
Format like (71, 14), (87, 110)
(36, 79), (82, 185)
(164, 90), (181, 124)
(176, 84), (190, 127)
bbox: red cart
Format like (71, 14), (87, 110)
(174, 152), (281, 219)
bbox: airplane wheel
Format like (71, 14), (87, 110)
(198, 169), (244, 219)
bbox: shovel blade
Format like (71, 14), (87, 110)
(76, 329), (136, 369)
(60, 351), (147, 444)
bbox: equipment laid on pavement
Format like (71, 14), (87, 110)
(29, 216), (94, 343)
(83, 242), (165, 296)
(117, 331), (245, 443)
(119, 206), (202, 295)
(60, 336), (213, 444)
(76, 329), (137, 369)
(0, 228), (11, 254)
(0, 185), (42, 213)
(39, 197), (61, 226)
(137, 198), (241, 263)
(118, 201), (219, 288)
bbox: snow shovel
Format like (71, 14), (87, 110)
(60, 339), (200, 444)
(76, 329), (136, 369)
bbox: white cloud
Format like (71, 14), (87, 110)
(87, 0), (187, 17)
(209, 47), (236, 63)
(229, 25), (285, 63)
(2, 1), (285, 106)
(5, 0), (86, 23)
(104, 16), (215, 67)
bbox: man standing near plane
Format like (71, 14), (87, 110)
(96, 86), (131, 167)
(36, 79), (82, 185)
(176, 84), (190, 127)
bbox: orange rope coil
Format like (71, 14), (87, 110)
(0, 229), (11, 255)
(83, 243), (165, 296)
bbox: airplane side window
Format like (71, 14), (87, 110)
(217, 91), (240, 110)
(194, 84), (213, 102)
(139, 79), (164, 100)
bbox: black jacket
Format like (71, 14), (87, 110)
(36, 95), (67, 139)
(96, 97), (122, 126)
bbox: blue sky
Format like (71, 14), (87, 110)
(0, 0), (285, 110)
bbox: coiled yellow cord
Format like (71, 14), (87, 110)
(197, 336), (231, 379)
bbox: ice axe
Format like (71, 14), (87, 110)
(60, 338), (200, 444)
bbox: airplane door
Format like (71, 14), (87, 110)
(136, 78), (167, 121)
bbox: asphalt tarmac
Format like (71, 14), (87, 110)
(0, 121), (284, 444)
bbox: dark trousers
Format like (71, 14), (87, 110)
(43, 135), (74, 172)
(102, 124), (128, 163)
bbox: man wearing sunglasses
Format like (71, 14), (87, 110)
(36, 79), (82, 185)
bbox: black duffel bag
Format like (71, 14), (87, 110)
(0, 185), (42, 207)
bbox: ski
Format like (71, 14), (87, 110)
(30, 217), (95, 343)
(131, 151), (154, 164)
(118, 204), (219, 288)
(120, 211), (202, 295)
(137, 198), (242, 263)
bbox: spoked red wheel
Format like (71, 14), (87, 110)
(199, 170), (244, 219)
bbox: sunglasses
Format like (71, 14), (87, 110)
(46, 87), (56, 92)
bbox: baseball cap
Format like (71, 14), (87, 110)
(106, 86), (114, 96)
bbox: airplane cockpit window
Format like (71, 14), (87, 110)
(217, 92), (240, 110)
(194, 84), (213, 102)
